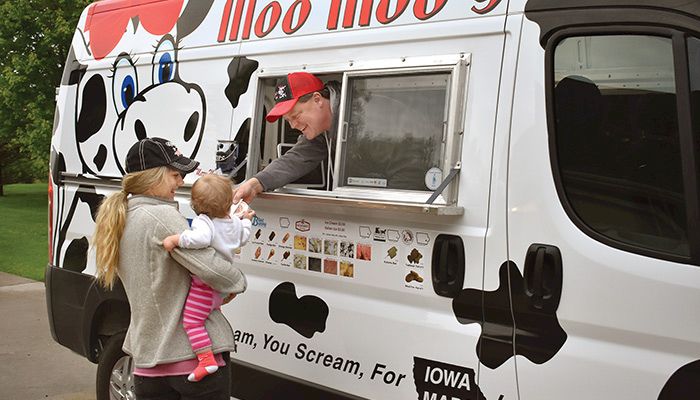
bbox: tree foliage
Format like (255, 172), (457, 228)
(0, 0), (91, 194)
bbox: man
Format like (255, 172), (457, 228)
(234, 72), (340, 203)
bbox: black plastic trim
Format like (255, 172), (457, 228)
(230, 359), (366, 400)
(545, 26), (700, 266)
(673, 33), (700, 261)
(525, 4), (700, 48)
(45, 264), (129, 362)
(431, 234), (466, 298)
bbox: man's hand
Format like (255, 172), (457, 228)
(163, 234), (180, 252)
(233, 178), (264, 204)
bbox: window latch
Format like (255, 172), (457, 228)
(426, 162), (460, 204)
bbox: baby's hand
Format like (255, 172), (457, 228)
(241, 208), (256, 221)
(163, 234), (180, 252)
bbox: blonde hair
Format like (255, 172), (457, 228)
(190, 174), (233, 218)
(93, 166), (170, 289)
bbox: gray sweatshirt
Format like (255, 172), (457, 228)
(254, 81), (340, 191)
(118, 195), (247, 368)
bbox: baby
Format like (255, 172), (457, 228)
(163, 174), (255, 382)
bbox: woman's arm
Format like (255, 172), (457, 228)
(152, 206), (247, 294)
(170, 247), (247, 294)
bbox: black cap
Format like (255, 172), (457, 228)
(125, 137), (199, 174)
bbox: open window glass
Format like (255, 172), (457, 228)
(338, 73), (449, 191)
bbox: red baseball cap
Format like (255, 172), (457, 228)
(266, 72), (324, 122)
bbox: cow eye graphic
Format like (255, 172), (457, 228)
(111, 54), (138, 114)
(152, 35), (177, 85)
(120, 75), (136, 108)
(157, 53), (174, 83)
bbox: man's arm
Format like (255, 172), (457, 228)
(253, 134), (328, 192)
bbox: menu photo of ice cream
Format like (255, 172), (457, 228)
(356, 243), (372, 261)
(293, 254), (307, 270)
(324, 239), (338, 256)
(323, 259), (338, 275)
(308, 237), (322, 253)
(340, 241), (354, 258)
(309, 257), (322, 272)
(340, 261), (354, 278)
(294, 235), (307, 251)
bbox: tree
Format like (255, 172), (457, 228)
(0, 0), (91, 195)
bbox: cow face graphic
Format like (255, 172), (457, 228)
(51, 0), (217, 272)
(73, 0), (211, 176)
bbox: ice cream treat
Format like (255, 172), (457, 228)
(405, 270), (424, 283)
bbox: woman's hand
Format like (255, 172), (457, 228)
(222, 293), (237, 304)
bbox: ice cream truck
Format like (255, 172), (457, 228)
(46, 0), (700, 399)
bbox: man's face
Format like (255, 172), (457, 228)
(283, 92), (332, 140)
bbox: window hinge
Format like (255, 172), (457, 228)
(426, 163), (460, 205)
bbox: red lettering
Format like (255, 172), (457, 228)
(343, 0), (357, 28)
(242, 0), (257, 40)
(283, 0), (311, 35)
(228, 0), (246, 41)
(327, 0), (342, 30)
(255, 2), (281, 38)
(471, 0), (502, 15)
(376, 0), (409, 25)
(414, 0), (447, 20)
(358, 0), (373, 26)
(218, 0), (233, 42)
(327, 0), (375, 30)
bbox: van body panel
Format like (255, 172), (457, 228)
(46, 0), (700, 398)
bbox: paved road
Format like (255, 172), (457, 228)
(0, 271), (96, 400)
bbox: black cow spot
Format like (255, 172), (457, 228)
(93, 145), (107, 171)
(76, 74), (106, 143)
(77, 188), (105, 222)
(269, 282), (328, 339)
(658, 360), (700, 400)
(184, 111), (199, 142)
(453, 261), (566, 369)
(63, 237), (88, 273)
(134, 119), (147, 140)
(225, 57), (258, 108)
(178, 0), (216, 40)
(55, 185), (104, 269)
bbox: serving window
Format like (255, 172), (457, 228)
(251, 55), (469, 207)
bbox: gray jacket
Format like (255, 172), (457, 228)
(118, 195), (247, 368)
(254, 81), (340, 191)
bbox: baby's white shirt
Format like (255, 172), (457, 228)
(178, 214), (252, 262)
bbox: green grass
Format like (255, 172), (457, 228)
(0, 183), (48, 281)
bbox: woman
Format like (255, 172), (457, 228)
(93, 137), (246, 399)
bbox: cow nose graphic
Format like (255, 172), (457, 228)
(134, 119), (147, 140)
(184, 111), (199, 142)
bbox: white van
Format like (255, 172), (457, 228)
(46, 0), (700, 399)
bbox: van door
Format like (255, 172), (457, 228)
(508, 6), (700, 400)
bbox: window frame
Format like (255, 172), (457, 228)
(546, 26), (700, 266)
(250, 53), (470, 206)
